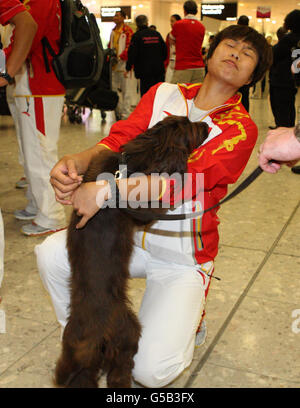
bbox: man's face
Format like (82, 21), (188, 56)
(113, 12), (124, 25)
(208, 38), (258, 88)
(170, 16), (177, 28)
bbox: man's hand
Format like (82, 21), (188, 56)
(0, 78), (8, 87)
(258, 127), (300, 173)
(50, 156), (83, 205)
(71, 181), (111, 229)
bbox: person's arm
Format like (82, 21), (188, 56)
(125, 33), (137, 72)
(259, 126), (300, 173)
(71, 174), (164, 229)
(0, 11), (37, 86)
(51, 82), (162, 209)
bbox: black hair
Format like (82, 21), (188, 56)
(276, 26), (287, 41)
(135, 15), (148, 29)
(284, 9), (300, 33)
(115, 10), (126, 19)
(237, 15), (249, 26)
(183, 1), (198, 15)
(171, 14), (181, 21)
(207, 25), (273, 87)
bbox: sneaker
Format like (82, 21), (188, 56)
(195, 320), (207, 347)
(14, 209), (37, 221)
(291, 165), (300, 174)
(15, 177), (28, 189)
(21, 222), (65, 237)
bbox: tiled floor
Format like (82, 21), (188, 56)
(0, 92), (299, 388)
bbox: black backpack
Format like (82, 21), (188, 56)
(42, 0), (104, 89)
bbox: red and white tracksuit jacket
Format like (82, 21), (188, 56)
(98, 82), (258, 266)
(109, 23), (133, 71)
(4, 0), (65, 96)
(4, 0), (66, 229)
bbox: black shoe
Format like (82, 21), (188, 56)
(291, 165), (300, 174)
(268, 126), (277, 130)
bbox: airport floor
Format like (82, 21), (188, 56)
(0, 90), (300, 389)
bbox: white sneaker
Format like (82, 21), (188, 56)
(14, 209), (37, 221)
(15, 177), (28, 189)
(21, 222), (65, 237)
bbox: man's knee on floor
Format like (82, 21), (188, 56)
(35, 230), (66, 281)
(133, 354), (186, 388)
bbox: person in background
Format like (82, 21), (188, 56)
(126, 15), (167, 96)
(0, 0), (37, 289)
(109, 10), (133, 120)
(165, 14), (181, 83)
(169, 1), (205, 84)
(268, 26), (288, 130)
(8, 0), (66, 236)
(268, 10), (300, 129)
(237, 15), (250, 111)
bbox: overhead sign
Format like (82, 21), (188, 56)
(256, 6), (271, 18)
(200, 3), (237, 21)
(100, 6), (131, 22)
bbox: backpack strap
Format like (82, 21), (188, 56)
(41, 37), (57, 73)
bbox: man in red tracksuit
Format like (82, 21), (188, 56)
(169, 0), (205, 84)
(109, 10), (133, 120)
(0, 0), (37, 288)
(37, 25), (273, 388)
(6, 0), (66, 236)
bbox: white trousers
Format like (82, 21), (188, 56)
(0, 209), (4, 288)
(13, 90), (66, 229)
(35, 229), (213, 388)
(111, 70), (132, 119)
(6, 84), (24, 168)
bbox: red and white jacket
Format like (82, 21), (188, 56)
(109, 23), (133, 71)
(5, 0), (65, 96)
(99, 82), (258, 265)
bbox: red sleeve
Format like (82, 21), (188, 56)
(0, 0), (26, 25)
(161, 119), (258, 205)
(98, 82), (162, 151)
(119, 26), (133, 61)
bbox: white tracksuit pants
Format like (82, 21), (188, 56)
(35, 229), (213, 388)
(112, 70), (132, 120)
(13, 69), (66, 229)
